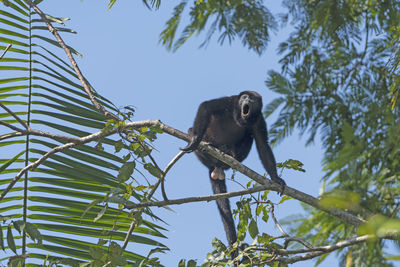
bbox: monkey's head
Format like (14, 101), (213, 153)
(235, 91), (262, 126)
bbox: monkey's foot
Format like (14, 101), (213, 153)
(273, 177), (286, 196)
(180, 136), (200, 152)
(211, 167), (225, 180)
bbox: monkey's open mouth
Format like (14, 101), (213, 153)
(242, 104), (250, 117)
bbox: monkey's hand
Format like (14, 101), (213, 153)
(272, 176), (286, 196)
(180, 136), (200, 152)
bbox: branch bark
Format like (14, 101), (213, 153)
(276, 235), (373, 264)
(0, 119), (366, 227)
(0, 44), (12, 59)
(122, 151), (185, 250)
(126, 185), (270, 209)
(149, 120), (366, 227)
(0, 102), (30, 130)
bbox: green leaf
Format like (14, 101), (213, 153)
(385, 256), (400, 261)
(320, 190), (360, 211)
(261, 209), (269, 223)
(89, 246), (104, 260)
(248, 219), (259, 239)
(144, 163), (162, 178)
(7, 225), (16, 254)
(25, 222), (42, 245)
(107, 0), (117, 9)
(255, 204), (263, 216)
(178, 259), (186, 267)
(258, 233), (274, 244)
(97, 239), (107, 246)
(12, 220), (24, 233)
(276, 159), (305, 172)
(0, 151), (24, 173)
(211, 238), (226, 252)
(359, 215), (400, 238)
(94, 204), (107, 222)
(340, 121), (354, 144)
(114, 139), (124, 153)
(264, 97), (284, 118)
(187, 259), (197, 267)
(118, 161), (135, 182)
(279, 195), (292, 204)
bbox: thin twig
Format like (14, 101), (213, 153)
(268, 201), (289, 237)
(0, 141), (78, 201)
(255, 232), (398, 264)
(0, 123), (118, 201)
(0, 120), (24, 132)
(26, 0), (118, 120)
(137, 140), (165, 197)
(122, 151), (185, 250)
(283, 237), (314, 250)
(0, 121), (154, 201)
(122, 219), (136, 250)
(155, 151), (185, 200)
(275, 235), (373, 264)
(256, 200), (314, 251)
(125, 185), (279, 209)
(0, 44), (12, 59)
(0, 132), (24, 141)
(0, 102), (30, 130)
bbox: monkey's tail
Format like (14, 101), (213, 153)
(210, 177), (237, 246)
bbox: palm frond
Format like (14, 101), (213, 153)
(0, 0), (166, 265)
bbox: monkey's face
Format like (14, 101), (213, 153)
(240, 95), (251, 118)
(238, 92), (262, 122)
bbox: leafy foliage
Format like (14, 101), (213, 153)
(264, 0), (400, 265)
(151, 0), (400, 265)
(2, 0), (398, 265)
(159, 0), (277, 55)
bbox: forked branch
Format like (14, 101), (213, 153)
(0, 118), (365, 227)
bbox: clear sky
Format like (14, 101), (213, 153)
(39, 1), (337, 266)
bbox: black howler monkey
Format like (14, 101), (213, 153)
(181, 91), (286, 248)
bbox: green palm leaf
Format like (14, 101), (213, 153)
(0, 0), (166, 265)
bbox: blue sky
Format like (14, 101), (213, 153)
(39, 1), (337, 266)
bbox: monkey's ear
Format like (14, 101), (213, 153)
(180, 136), (200, 152)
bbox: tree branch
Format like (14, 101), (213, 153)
(148, 120), (366, 226)
(122, 151), (185, 250)
(275, 235), (373, 264)
(0, 141), (75, 201)
(152, 151), (185, 200)
(248, 233), (398, 265)
(126, 185), (270, 209)
(0, 120), (24, 133)
(0, 118), (366, 228)
(0, 102), (30, 130)
(0, 44), (12, 60)
(0, 132), (24, 141)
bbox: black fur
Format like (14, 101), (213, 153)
(182, 91), (286, 247)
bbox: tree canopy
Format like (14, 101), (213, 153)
(0, 0), (399, 266)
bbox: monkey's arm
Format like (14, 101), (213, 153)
(253, 117), (286, 194)
(181, 97), (233, 152)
